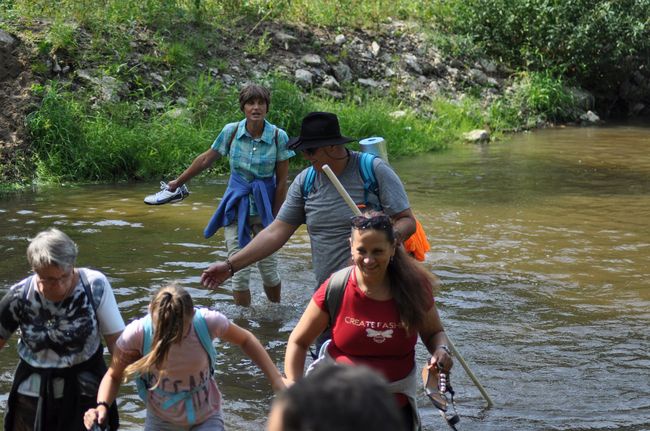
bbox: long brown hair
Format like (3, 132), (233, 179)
(124, 285), (194, 382)
(351, 211), (438, 333)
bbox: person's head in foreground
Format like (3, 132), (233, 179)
(267, 363), (406, 431)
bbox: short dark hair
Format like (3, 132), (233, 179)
(276, 364), (406, 431)
(239, 83), (271, 112)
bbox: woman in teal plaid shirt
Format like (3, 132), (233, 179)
(168, 84), (295, 306)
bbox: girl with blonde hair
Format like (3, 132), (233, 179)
(84, 285), (286, 430)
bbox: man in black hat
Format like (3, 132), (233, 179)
(201, 111), (416, 294)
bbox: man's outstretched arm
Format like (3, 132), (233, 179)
(201, 219), (299, 289)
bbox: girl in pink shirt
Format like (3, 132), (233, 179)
(83, 285), (286, 430)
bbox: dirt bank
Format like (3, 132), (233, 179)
(0, 29), (37, 183)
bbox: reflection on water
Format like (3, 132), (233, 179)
(1, 125), (650, 430)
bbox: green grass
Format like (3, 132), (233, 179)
(16, 66), (543, 185)
(487, 71), (578, 129)
(315, 96), (484, 156)
(25, 77), (496, 184)
(8, 0), (437, 30)
(2, 0), (589, 186)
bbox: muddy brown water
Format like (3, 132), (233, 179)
(1, 125), (649, 430)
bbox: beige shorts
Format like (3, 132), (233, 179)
(223, 217), (280, 291)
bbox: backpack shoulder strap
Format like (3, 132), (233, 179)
(78, 269), (98, 314)
(273, 126), (280, 168)
(193, 309), (217, 373)
(302, 166), (317, 200)
(136, 313), (154, 401)
(325, 266), (354, 327)
(225, 123), (238, 154)
(22, 276), (34, 301)
(358, 152), (379, 205)
(142, 314), (153, 356)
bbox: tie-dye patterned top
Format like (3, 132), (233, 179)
(0, 268), (125, 369)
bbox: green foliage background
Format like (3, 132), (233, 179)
(430, 0), (650, 97)
(2, 0), (648, 186)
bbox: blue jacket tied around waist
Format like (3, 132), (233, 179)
(204, 172), (276, 247)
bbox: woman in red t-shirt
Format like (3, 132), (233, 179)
(284, 211), (453, 431)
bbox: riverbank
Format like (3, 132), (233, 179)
(0, 4), (615, 188)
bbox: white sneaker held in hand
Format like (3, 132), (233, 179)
(144, 181), (189, 205)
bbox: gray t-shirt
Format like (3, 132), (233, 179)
(277, 151), (410, 286)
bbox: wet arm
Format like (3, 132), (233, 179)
(0, 291), (19, 350)
(221, 323), (286, 392)
(284, 300), (330, 382)
(84, 353), (131, 428)
(201, 219), (298, 288)
(419, 305), (452, 372)
(392, 208), (417, 243)
(103, 331), (122, 355)
(230, 219), (298, 269)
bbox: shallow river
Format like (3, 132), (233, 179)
(1, 124), (649, 430)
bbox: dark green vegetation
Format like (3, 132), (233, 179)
(24, 78), (473, 183)
(1, 0), (647, 186)
(432, 0), (650, 110)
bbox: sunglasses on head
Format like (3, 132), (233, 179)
(350, 215), (392, 230)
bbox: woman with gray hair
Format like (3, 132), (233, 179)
(0, 228), (125, 431)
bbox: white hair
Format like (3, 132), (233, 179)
(26, 228), (78, 271)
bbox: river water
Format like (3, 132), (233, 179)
(1, 125), (649, 430)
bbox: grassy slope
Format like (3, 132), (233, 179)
(0, 0), (583, 187)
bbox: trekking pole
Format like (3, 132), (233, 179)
(447, 337), (493, 408)
(322, 164), (494, 408)
(322, 165), (362, 217)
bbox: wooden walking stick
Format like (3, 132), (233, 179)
(322, 164), (494, 408)
(447, 337), (493, 408)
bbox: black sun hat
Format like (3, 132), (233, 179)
(287, 112), (356, 150)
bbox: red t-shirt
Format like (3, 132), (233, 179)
(313, 268), (434, 384)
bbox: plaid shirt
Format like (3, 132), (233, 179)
(211, 119), (294, 182)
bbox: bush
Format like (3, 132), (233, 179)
(431, 0), (650, 98)
(511, 71), (577, 122)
